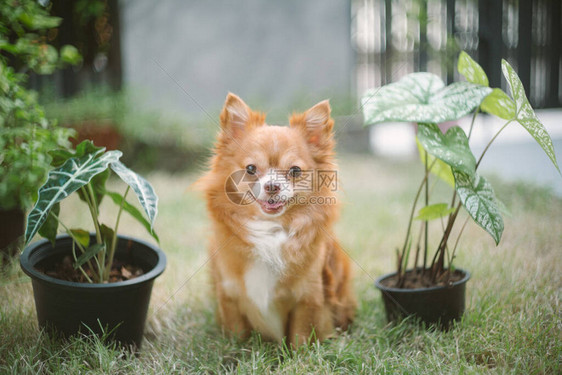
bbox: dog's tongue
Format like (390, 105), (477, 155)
(259, 199), (284, 212)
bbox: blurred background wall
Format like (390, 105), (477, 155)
(18, 0), (562, 191)
(34, 0), (562, 113)
(120, 0), (354, 120)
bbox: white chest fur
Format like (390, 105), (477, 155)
(243, 220), (288, 340)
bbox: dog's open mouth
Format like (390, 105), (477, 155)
(257, 198), (286, 214)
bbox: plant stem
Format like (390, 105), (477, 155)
(427, 114), (512, 281)
(71, 241), (93, 283)
(423, 150), (429, 275)
(84, 184), (105, 281)
(475, 120), (513, 169)
(81, 185), (103, 245)
(467, 107), (479, 140)
(439, 108), (479, 246)
(104, 186), (130, 280)
(430, 201), (462, 280)
(449, 190), (458, 218)
(399, 158), (437, 281)
(413, 221), (424, 273)
(52, 211), (97, 283)
(450, 214), (470, 268)
(51, 212), (84, 251)
(435, 107), (478, 272)
(441, 107), (477, 250)
(437, 118), (513, 274)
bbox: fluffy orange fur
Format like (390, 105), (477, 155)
(197, 93), (356, 347)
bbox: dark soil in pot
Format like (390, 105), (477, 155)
(36, 252), (145, 283)
(375, 268), (470, 328)
(380, 268), (465, 289)
(20, 235), (166, 349)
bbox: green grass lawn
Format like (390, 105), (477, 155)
(1, 154), (560, 374)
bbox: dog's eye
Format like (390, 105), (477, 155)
(245, 164), (257, 175)
(288, 166), (301, 178)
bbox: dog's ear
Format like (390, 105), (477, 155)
(290, 99), (334, 146)
(220, 93), (264, 139)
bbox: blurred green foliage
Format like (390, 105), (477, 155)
(42, 87), (214, 172)
(41, 87), (361, 172)
(0, 64), (71, 210)
(0, 0), (78, 210)
(42, 87), (126, 125)
(0, 0), (81, 73)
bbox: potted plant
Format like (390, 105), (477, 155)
(0, 0), (80, 259)
(20, 140), (165, 348)
(361, 51), (560, 327)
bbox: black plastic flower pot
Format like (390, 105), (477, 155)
(375, 268), (470, 328)
(20, 234), (166, 349)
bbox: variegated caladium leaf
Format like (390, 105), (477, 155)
(417, 123), (476, 177)
(109, 160), (158, 228)
(481, 88), (516, 120)
(457, 51), (489, 87)
(416, 137), (455, 187)
(502, 59), (560, 174)
(25, 150), (122, 244)
(416, 137), (455, 188)
(454, 170), (504, 245)
(362, 72), (492, 125)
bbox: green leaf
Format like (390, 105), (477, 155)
(48, 140), (105, 168)
(18, 13), (62, 30)
(362, 73), (492, 125)
(0, 43), (19, 54)
(38, 203), (59, 246)
(33, 45), (59, 75)
(99, 224), (115, 245)
(74, 243), (105, 269)
(106, 191), (160, 243)
(416, 138), (455, 187)
(69, 228), (90, 249)
(49, 149), (76, 167)
(91, 169), (110, 207)
(502, 59), (560, 174)
(60, 45), (82, 65)
(417, 123), (476, 176)
(75, 140), (105, 158)
(25, 150), (123, 244)
(415, 203), (455, 221)
(454, 171), (504, 245)
(481, 88), (516, 120)
(109, 161), (158, 228)
(77, 169), (110, 209)
(457, 51), (489, 86)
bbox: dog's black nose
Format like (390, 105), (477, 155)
(264, 181), (281, 194)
